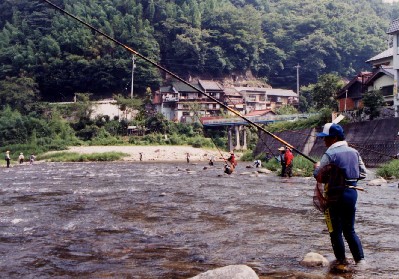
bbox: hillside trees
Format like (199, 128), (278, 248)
(0, 76), (40, 113)
(263, 0), (389, 87)
(0, 0), (395, 106)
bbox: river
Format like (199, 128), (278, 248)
(0, 162), (398, 279)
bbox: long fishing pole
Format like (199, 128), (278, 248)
(41, 0), (316, 164)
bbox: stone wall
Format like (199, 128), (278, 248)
(254, 118), (399, 167)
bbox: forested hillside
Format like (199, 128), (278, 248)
(0, 0), (398, 103)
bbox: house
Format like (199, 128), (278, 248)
(366, 47), (393, 68)
(365, 67), (396, 106)
(336, 48), (394, 114)
(223, 87), (245, 115)
(154, 80), (300, 123)
(336, 72), (372, 112)
(234, 87), (298, 113)
(154, 80), (225, 123)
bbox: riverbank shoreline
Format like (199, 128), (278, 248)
(65, 145), (241, 163)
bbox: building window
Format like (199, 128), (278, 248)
(248, 95), (256, 102)
(380, 85), (394, 96)
(397, 35), (399, 54)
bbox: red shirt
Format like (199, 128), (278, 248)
(285, 150), (294, 166)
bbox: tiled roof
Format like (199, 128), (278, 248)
(235, 87), (297, 97)
(235, 87), (267, 93)
(336, 72), (372, 98)
(160, 86), (173, 93)
(198, 80), (223, 91)
(172, 81), (201, 92)
(366, 48), (393, 63)
(224, 87), (241, 96)
(387, 18), (399, 34)
(265, 89), (297, 97)
(364, 67), (395, 85)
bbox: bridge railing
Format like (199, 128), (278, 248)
(202, 113), (318, 126)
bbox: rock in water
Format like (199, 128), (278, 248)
(257, 168), (272, 174)
(189, 265), (259, 279)
(301, 252), (329, 267)
(366, 178), (387, 186)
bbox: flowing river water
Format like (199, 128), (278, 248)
(0, 162), (398, 279)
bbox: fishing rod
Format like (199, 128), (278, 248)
(41, 0), (316, 164)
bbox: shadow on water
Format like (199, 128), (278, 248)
(0, 162), (398, 278)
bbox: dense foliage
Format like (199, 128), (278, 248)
(362, 89), (385, 120)
(0, 0), (398, 102)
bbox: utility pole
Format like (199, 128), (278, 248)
(131, 55), (136, 99)
(294, 63), (300, 98)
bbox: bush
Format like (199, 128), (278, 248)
(291, 155), (315, 177)
(376, 159), (399, 179)
(187, 136), (213, 148)
(166, 133), (185, 145)
(240, 150), (255, 161)
(89, 128), (124, 145)
(264, 158), (280, 171)
(38, 151), (128, 162)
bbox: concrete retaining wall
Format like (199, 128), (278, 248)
(254, 118), (399, 167)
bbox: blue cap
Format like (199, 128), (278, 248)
(317, 123), (345, 138)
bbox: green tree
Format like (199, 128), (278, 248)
(72, 93), (95, 120)
(114, 94), (142, 120)
(0, 76), (39, 113)
(362, 89), (384, 120)
(146, 112), (169, 134)
(299, 84), (315, 112)
(275, 104), (298, 115)
(311, 74), (344, 110)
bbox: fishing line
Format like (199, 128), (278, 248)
(40, 0), (316, 164)
(185, 100), (229, 165)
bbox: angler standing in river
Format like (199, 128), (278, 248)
(313, 122), (367, 270)
(285, 147), (294, 177)
(278, 147), (286, 177)
(5, 150), (11, 168)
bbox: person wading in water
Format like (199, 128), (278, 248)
(278, 147), (286, 177)
(224, 152), (237, 174)
(313, 122), (367, 271)
(284, 147), (294, 177)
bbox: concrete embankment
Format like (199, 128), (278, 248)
(254, 118), (399, 167)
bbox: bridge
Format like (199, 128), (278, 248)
(202, 113), (317, 127)
(202, 113), (318, 151)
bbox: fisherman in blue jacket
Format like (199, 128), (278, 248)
(313, 122), (367, 269)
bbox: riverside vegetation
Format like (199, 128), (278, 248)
(2, 102), (398, 178)
(1, 1), (398, 176)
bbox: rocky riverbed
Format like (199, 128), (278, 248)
(0, 162), (398, 278)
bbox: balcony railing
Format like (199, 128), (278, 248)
(163, 97), (179, 102)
